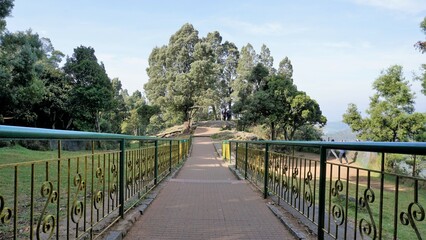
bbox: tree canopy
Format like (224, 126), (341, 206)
(343, 65), (425, 142)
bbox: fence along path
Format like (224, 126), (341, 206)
(125, 127), (295, 239)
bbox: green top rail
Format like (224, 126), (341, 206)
(228, 139), (426, 155)
(0, 125), (184, 141)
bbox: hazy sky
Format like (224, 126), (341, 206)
(6, 0), (426, 121)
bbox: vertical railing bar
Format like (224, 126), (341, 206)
(75, 157), (80, 238)
(228, 141), (231, 163)
(67, 158), (70, 240)
(413, 155), (418, 203)
(354, 169), (359, 240)
(102, 153), (106, 218)
(263, 143), (269, 199)
(177, 140), (180, 165)
(169, 140), (172, 172)
(344, 165), (350, 240)
(119, 139), (125, 218)
(298, 155), (302, 211)
(318, 146), (327, 240)
(90, 141), (95, 238)
(393, 176), (399, 239)
(84, 155), (87, 232)
(285, 155), (289, 202)
(290, 151), (294, 206)
(313, 160), (317, 223)
(336, 164), (341, 239)
(14, 166), (18, 239)
(328, 164), (333, 234)
(302, 158), (309, 216)
(56, 158), (61, 240)
(245, 143), (248, 179)
(30, 164), (34, 240)
(235, 142), (238, 170)
(154, 140), (158, 185)
(379, 152), (385, 240)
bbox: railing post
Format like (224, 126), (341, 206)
(235, 142), (239, 170)
(169, 140), (172, 172)
(154, 140), (158, 185)
(228, 141), (232, 162)
(318, 146), (327, 240)
(245, 142), (248, 179)
(177, 140), (180, 164)
(264, 143), (269, 199)
(119, 139), (125, 218)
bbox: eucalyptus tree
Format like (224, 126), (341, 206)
(277, 57), (293, 80)
(343, 65), (425, 141)
(415, 17), (426, 95)
(203, 32), (239, 120)
(258, 44), (275, 75)
(231, 43), (257, 122)
(415, 17), (426, 54)
(145, 23), (201, 126)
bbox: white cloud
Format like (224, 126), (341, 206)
(351, 0), (426, 14)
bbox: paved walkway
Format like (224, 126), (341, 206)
(125, 127), (295, 240)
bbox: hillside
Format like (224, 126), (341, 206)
(322, 121), (357, 141)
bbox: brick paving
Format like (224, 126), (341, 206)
(124, 127), (295, 240)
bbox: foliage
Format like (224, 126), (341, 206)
(343, 65), (426, 141)
(0, 0), (13, 31)
(63, 46), (114, 132)
(234, 65), (326, 140)
(415, 17), (426, 54)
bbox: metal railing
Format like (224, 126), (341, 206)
(223, 140), (426, 240)
(0, 125), (191, 239)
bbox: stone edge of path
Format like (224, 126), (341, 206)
(103, 163), (185, 240)
(228, 165), (315, 240)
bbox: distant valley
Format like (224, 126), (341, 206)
(322, 121), (357, 141)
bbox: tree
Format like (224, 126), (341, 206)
(415, 17), (426, 54)
(218, 41), (239, 120)
(258, 44), (275, 75)
(343, 65), (426, 141)
(145, 24), (201, 126)
(0, 30), (49, 126)
(0, 0), (13, 32)
(277, 57), (293, 80)
(121, 91), (160, 135)
(415, 17), (426, 95)
(100, 78), (128, 133)
(235, 70), (326, 140)
(232, 44), (257, 102)
(63, 46), (114, 132)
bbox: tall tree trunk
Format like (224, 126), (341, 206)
(211, 105), (217, 120)
(271, 122), (275, 140)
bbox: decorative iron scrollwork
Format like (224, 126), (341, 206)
(331, 179), (345, 226)
(304, 171), (313, 207)
(400, 202), (425, 240)
(281, 164), (288, 193)
(37, 181), (58, 240)
(127, 159), (133, 189)
(359, 188), (377, 239)
(292, 167), (299, 199)
(109, 160), (118, 201)
(0, 195), (12, 224)
(71, 174), (85, 223)
(94, 167), (104, 210)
